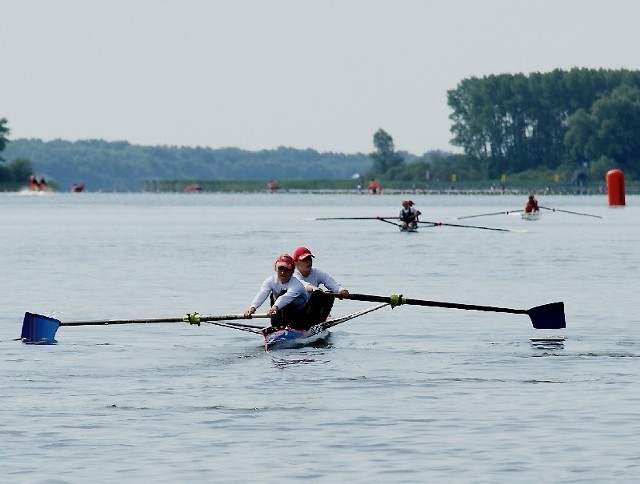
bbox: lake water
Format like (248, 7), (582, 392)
(1, 191), (639, 482)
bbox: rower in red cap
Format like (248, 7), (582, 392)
(292, 246), (349, 296)
(291, 246), (350, 327)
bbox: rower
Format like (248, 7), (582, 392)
(399, 200), (422, 229)
(524, 194), (539, 213)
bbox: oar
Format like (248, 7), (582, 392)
(455, 210), (522, 220)
(417, 220), (514, 232)
(314, 215), (407, 229)
(20, 311), (269, 344)
(539, 206), (602, 219)
(313, 216), (397, 220)
(375, 217), (403, 228)
(329, 293), (566, 330)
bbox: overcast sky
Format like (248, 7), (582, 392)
(2, 0), (640, 155)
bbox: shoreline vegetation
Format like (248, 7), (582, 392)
(3, 176), (633, 195)
(143, 179), (626, 195)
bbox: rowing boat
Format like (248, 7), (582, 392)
(20, 292), (566, 348)
(521, 211), (540, 221)
(261, 303), (389, 350)
(400, 225), (418, 233)
(187, 303), (389, 350)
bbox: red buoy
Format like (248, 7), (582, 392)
(606, 169), (625, 206)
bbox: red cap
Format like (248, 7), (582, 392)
(402, 200), (414, 206)
(275, 254), (294, 270)
(292, 246), (314, 261)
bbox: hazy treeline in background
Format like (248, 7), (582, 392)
(2, 68), (640, 193)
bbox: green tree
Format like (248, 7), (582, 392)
(565, 85), (640, 178)
(0, 157), (33, 188)
(448, 68), (640, 179)
(8, 157), (34, 182)
(368, 129), (404, 178)
(564, 108), (597, 163)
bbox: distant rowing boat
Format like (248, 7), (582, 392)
(521, 211), (541, 221)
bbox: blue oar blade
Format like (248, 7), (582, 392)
(527, 302), (566, 330)
(21, 312), (61, 344)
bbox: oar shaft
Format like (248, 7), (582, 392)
(539, 206), (602, 218)
(315, 217), (396, 220)
(334, 293), (527, 314)
(59, 313), (269, 327)
(419, 220), (511, 232)
(331, 292), (565, 329)
(404, 298), (527, 315)
(456, 210), (520, 220)
(376, 217), (402, 227)
(61, 317), (183, 327)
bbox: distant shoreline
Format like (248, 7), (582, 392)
(144, 179), (624, 195)
(146, 188), (615, 196)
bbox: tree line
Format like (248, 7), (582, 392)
(2, 68), (639, 192)
(365, 68), (640, 188)
(1, 137), (373, 192)
(447, 68), (640, 180)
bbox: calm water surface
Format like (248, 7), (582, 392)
(1, 192), (639, 482)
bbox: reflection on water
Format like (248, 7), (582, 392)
(530, 336), (566, 350)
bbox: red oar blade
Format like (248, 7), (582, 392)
(21, 312), (61, 344)
(527, 302), (566, 330)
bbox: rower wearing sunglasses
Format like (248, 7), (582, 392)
(244, 254), (309, 328)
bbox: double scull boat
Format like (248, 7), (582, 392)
(19, 292), (566, 350)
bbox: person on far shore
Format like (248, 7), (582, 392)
(29, 175), (39, 191)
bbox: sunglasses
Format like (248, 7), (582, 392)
(277, 266), (293, 273)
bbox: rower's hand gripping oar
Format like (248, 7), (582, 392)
(329, 293), (566, 330)
(20, 311), (269, 344)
